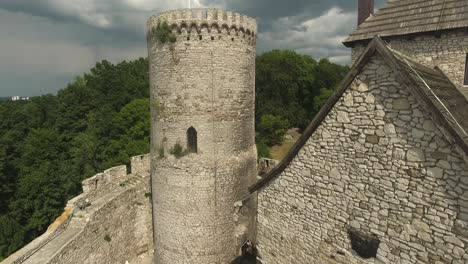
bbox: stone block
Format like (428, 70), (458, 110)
(407, 148), (425, 162)
(393, 98), (411, 110)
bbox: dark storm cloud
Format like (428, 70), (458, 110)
(0, 0), (388, 96)
(205, 0), (386, 31)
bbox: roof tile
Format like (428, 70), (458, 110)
(344, 0), (468, 45)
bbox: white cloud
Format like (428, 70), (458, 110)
(258, 7), (355, 64)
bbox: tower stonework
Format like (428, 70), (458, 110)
(147, 8), (258, 264)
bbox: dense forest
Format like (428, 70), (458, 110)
(0, 50), (348, 260)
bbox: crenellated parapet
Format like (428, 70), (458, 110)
(81, 154), (150, 194)
(147, 8), (257, 45)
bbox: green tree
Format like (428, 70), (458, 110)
(257, 115), (289, 146)
(312, 88), (335, 115)
(0, 216), (25, 259)
(256, 50), (317, 129)
(101, 98), (150, 168)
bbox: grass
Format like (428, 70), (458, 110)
(269, 128), (301, 161)
(269, 140), (295, 160)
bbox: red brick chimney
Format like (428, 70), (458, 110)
(358, 0), (374, 26)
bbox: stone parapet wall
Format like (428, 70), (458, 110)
(3, 154), (152, 264)
(81, 165), (127, 194)
(351, 30), (468, 97)
(47, 176), (153, 264)
(257, 54), (468, 264)
(131, 154), (150, 175)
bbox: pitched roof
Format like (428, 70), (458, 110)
(344, 0), (468, 46)
(249, 36), (468, 193)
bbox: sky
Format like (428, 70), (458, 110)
(0, 0), (386, 97)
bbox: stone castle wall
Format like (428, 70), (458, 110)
(351, 29), (468, 97)
(3, 154), (153, 264)
(147, 9), (258, 264)
(257, 53), (468, 263)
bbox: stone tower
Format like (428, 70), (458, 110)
(147, 8), (258, 264)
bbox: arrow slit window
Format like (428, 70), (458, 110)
(187, 127), (197, 153)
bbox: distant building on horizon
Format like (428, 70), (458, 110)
(11, 96), (30, 101)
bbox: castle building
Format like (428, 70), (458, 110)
(3, 1), (468, 264)
(254, 0), (468, 263)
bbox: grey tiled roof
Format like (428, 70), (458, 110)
(344, 0), (468, 45)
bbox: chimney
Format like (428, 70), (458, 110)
(358, 0), (374, 26)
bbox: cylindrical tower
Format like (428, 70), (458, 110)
(147, 8), (258, 264)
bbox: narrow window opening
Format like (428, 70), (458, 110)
(211, 36), (214, 41)
(231, 37), (235, 42)
(464, 53), (468, 85)
(348, 229), (380, 259)
(187, 36), (190, 41)
(187, 127), (197, 153)
(199, 35), (202, 41)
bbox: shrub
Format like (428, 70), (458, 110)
(104, 234), (111, 242)
(256, 142), (271, 158)
(169, 143), (187, 158)
(158, 147), (165, 158)
(257, 114), (289, 146)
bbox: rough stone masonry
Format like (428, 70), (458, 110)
(147, 8), (258, 264)
(256, 48), (468, 264)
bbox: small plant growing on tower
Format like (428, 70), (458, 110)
(158, 147), (165, 158)
(104, 234), (111, 242)
(153, 20), (177, 44)
(169, 143), (188, 158)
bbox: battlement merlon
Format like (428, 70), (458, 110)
(81, 154), (150, 193)
(147, 8), (257, 36)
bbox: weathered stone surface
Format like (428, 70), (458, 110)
(407, 148), (425, 162)
(426, 167), (443, 179)
(337, 111), (350, 123)
(393, 98), (411, 110)
(423, 120), (436, 131)
(357, 82), (369, 92)
(384, 124), (396, 134)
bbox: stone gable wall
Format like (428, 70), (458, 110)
(257, 54), (468, 264)
(351, 30), (468, 97)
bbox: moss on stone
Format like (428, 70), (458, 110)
(152, 21), (177, 44)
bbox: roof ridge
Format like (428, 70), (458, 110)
(344, 0), (468, 44)
(357, 4), (468, 29)
(377, 0), (462, 13)
(347, 20), (468, 39)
